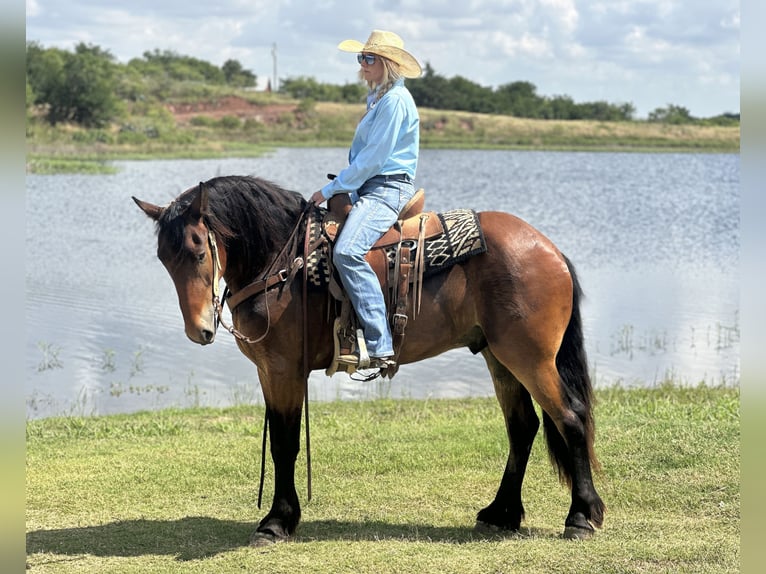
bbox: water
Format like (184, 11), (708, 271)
(25, 149), (739, 418)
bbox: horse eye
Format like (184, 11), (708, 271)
(196, 252), (206, 263)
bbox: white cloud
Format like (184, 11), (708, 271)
(25, 0), (740, 117)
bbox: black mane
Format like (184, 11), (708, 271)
(159, 175), (307, 280)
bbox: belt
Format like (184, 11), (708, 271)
(378, 173), (412, 183)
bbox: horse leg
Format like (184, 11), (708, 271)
(478, 250), (605, 538)
(476, 349), (539, 532)
(250, 371), (305, 545)
(505, 358), (605, 539)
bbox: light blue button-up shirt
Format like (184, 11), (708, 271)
(321, 78), (419, 199)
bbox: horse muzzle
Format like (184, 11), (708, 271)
(184, 310), (218, 345)
(186, 323), (216, 345)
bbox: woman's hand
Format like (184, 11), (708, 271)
(310, 190), (326, 205)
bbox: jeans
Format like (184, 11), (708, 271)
(333, 175), (416, 358)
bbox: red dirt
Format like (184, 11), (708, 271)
(166, 95), (296, 125)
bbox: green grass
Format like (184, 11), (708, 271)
(26, 157), (120, 175)
(26, 385), (739, 573)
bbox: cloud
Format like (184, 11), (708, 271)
(25, 0), (740, 117)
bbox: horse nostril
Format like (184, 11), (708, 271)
(202, 329), (215, 343)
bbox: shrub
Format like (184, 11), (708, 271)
(218, 115), (241, 129)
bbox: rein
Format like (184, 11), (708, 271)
(208, 201), (317, 505)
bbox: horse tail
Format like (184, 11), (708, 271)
(542, 255), (601, 486)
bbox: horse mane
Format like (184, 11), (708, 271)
(158, 175), (307, 277)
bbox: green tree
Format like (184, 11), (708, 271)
(59, 43), (120, 126)
(222, 59), (256, 87)
(26, 42), (120, 127)
(495, 81), (542, 117)
(407, 63), (451, 109)
(546, 95), (576, 119)
(26, 42), (66, 108)
(444, 76), (495, 113)
(136, 49), (226, 84)
(648, 104), (694, 124)
(280, 76), (349, 101)
(339, 82), (366, 103)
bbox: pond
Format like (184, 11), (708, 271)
(25, 149), (739, 418)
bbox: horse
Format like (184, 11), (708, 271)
(133, 174), (605, 545)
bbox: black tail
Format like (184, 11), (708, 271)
(542, 255), (600, 485)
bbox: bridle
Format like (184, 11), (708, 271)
(208, 231), (224, 333)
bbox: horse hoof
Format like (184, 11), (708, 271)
(562, 525), (594, 540)
(474, 521), (524, 537)
(249, 530), (283, 547)
(474, 520), (501, 534)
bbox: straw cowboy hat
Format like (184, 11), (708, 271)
(338, 30), (422, 78)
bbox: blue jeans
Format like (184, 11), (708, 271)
(333, 175), (416, 358)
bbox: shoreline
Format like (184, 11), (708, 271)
(26, 100), (740, 174)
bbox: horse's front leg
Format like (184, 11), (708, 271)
(250, 370), (305, 545)
(250, 406), (302, 545)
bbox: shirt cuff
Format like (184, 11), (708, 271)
(320, 182), (336, 199)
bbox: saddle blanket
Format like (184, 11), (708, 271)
(306, 207), (487, 289)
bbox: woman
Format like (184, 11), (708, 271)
(310, 30), (422, 371)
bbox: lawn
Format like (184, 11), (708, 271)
(26, 385), (739, 573)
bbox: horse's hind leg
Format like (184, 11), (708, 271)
(507, 358), (605, 539)
(476, 349), (539, 532)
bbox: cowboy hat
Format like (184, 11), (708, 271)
(338, 30), (422, 78)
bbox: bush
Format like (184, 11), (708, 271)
(116, 130), (148, 145)
(218, 115), (241, 129)
(27, 42), (121, 127)
(71, 129), (113, 144)
(190, 115), (216, 127)
(242, 118), (262, 132)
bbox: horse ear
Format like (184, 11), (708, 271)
(188, 182), (209, 220)
(132, 196), (163, 221)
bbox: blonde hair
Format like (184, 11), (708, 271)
(359, 56), (403, 104)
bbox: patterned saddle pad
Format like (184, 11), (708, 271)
(306, 207), (487, 289)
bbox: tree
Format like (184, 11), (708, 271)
(648, 104), (694, 124)
(445, 75), (496, 113)
(59, 43), (120, 126)
(495, 81), (542, 117)
(546, 95), (576, 119)
(26, 42), (66, 108)
(280, 76), (352, 101)
(339, 82), (366, 103)
(26, 42), (121, 127)
(407, 63), (451, 109)
(222, 59), (256, 87)
(137, 49), (225, 84)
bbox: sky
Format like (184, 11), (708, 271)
(25, 0), (740, 119)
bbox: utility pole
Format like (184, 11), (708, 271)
(271, 43), (278, 92)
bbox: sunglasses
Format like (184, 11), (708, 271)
(356, 53), (377, 65)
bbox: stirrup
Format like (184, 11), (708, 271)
(368, 356), (396, 370)
(338, 354), (396, 370)
(336, 329), (370, 368)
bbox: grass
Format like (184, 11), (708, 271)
(26, 385), (739, 573)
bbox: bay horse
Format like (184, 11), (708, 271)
(133, 175), (605, 544)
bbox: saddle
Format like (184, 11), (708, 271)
(322, 189), (444, 378)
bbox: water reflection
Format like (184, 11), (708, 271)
(25, 149), (739, 418)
